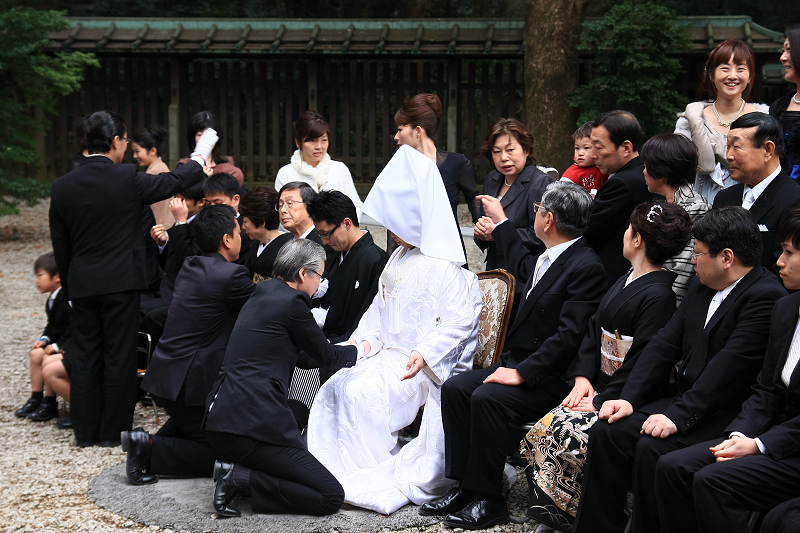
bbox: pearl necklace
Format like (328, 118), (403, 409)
(712, 98), (746, 127)
(793, 93), (800, 105)
(504, 176), (514, 187)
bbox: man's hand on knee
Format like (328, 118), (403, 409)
(641, 414), (678, 438)
(599, 399), (633, 423)
(710, 436), (760, 461)
(482, 367), (523, 386)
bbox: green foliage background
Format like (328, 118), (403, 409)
(569, 1), (691, 140)
(0, 1), (97, 210)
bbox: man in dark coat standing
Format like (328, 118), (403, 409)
(122, 205), (255, 485)
(49, 110), (215, 447)
(573, 207), (787, 533)
(713, 112), (800, 275)
(585, 110), (656, 285)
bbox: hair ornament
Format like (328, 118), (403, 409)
(647, 204), (664, 223)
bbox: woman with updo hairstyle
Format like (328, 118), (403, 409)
(184, 111), (245, 185)
(521, 201), (692, 532)
(133, 124), (174, 228)
(238, 185), (293, 280)
(641, 133), (710, 301)
(275, 110), (363, 218)
(391, 93), (480, 261)
(474, 118), (550, 310)
(770, 24), (800, 181)
(675, 39), (769, 202)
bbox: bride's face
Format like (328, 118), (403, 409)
(390, 232), (414, 249)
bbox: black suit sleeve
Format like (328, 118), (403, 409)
(48, 200), (72, 300)
(166, 223), (202, 270)
(457, 159), (481, 223)
(286, 296), (357, 369)
(514, 259), (608, 386)
(492, 218), (539, 287)
(224, 266), (257, 311)
(585, 177), (631, 248)
(132, 160), (205, 205)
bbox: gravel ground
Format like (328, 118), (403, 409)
(0, 199), (534, 533)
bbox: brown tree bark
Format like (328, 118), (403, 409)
(524, 0), (589, 173)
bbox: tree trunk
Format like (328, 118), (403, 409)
(525, 0), (589, 173)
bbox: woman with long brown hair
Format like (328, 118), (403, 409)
(770, 24), (800, 181)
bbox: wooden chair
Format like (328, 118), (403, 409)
(136, 331), (160, 423)
(473, 269), (516, 369)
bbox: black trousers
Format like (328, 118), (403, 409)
(441, 366), (569, 496)
(656, 438), (800, 533)
(763, 497), (800, 533)
(206, 430), (344, 516)
(70, 290), (140, 443)
(141, 305), (169, 351)
(149, 390), (216, 477)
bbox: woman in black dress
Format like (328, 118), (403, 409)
(771, 24), (800, 181)
(520, 201), (692, 532)
(238, 185), (292, 280)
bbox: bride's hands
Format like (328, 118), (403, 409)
(562, 376), (595, 408)
(401, 350), (427, 381)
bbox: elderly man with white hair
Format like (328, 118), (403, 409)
(307, 144), (484, 515)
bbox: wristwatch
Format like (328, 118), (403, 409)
(173, 220), (187, 226)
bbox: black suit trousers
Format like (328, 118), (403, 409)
(656, 439), (800, 533)
(149, 390), (216, 477)
(206, 430), (344, 516)
(762, 497), (800, 533)
(442, 366), (569, 496)
(70, 290), (140, 443)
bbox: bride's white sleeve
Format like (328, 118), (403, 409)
(415, 265), (483, 385)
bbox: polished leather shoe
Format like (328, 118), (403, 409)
(213, 466), (241, 517)
(76, 440), (95, 448)
(419, 487), (472, 516)
(121, 428), (157, 485)
(443, 495), (510, 530)
(213, 461), (234, 483)
(15, 397), (42, 418)
(28, 400), (58, 421)
(56, 416), (72, 429)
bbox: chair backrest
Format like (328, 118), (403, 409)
(253, 273), (270, 283)
(136, 331), (152, 377)
(473, 269), (516, 369)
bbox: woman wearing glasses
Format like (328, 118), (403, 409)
(238, 185), (293, 279)
(520, 201), (691, 533)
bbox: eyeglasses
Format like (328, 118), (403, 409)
(317, 221), (342, 239)
(690, 250), (709, 260)
(121, 137), (131, 143)
(533, 201), (547, 213)
(276, 200), (304, 211)
(309, 269), (326, 282)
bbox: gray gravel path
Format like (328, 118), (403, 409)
(0, 199), (535, 533)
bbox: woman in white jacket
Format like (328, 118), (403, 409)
(275, 111), (363, 219)
(674, 39), (768, 203)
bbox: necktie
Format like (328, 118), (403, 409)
(704, 292), (723, 327)
(782, 316), (800, 387)
(527, 254), (551, 299)
(743, 188), (755, 210)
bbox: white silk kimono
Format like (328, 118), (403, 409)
(307, 246), (482, 514)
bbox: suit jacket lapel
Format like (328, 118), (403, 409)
(500, 168), (531, 209)
(703, 266), (763, 333)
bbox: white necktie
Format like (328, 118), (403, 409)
(782, 317), (800, 386)
(743, 188), (755, 210)
(527, 254), (551, 299)
(704, 292), (724, 327)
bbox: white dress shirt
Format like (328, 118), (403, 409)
(526, 237), (581, 299)
(704, 275), (745, 327)
(742, 165), (781, 210)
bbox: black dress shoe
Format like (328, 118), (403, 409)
(56, 416), (72, 429)
(28, 400), (59, 421)
(213, 461), (234, 483)
(97, 440), (121, 447)
(76, 440), (95, 448)
(213, 466), (241, 517)
(443, 495), (510, 530)
(15, 397), (42, 418)
(121, 428), (157, 485)
(419, 487), (472, 516)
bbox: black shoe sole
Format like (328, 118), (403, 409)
(443, 513), (510, 530)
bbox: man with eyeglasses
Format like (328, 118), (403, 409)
(278, 181), (323, 243)
(306, 191), (388, 384)
(573, 206), (787, 533)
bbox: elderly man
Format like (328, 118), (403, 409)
(573, 207), (787, 533)
(655, 208), (800, 532)
(422, 181), (607, 529)
(713, 113), (800, 274)
(279, 181), (322, 243)
(584, 110), (656, 285)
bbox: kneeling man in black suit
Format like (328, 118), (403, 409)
(122, 205), (256, 484)
(422, 181), (608, 529)
(656, 208), (800, 533)
(573, 207), (787, 533)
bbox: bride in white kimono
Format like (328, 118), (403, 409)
(307, 144), (483, 515)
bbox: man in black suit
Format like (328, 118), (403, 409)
(278, 182), (321, 243)
(121, 205), (255, 485)
(49, 110), (214, 447)
(421, 181), (607, 529)
(655, 208), (800, 533)
(713, 113), (800, 274)
(202, 172), (254, 265)
(572, 207), (787, 533)
(306, 191), (388, 369)
(585, 110), (656, 285)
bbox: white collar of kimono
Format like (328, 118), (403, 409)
(363, 144), (466, 264)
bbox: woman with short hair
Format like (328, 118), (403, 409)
(238, 185), (293, 279)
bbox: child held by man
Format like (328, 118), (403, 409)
(562, 122), (608, 195)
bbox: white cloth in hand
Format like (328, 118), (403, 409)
(311, 307), (328, 328)
(191, 128), (219, 163)
(313, 277), (329, 298)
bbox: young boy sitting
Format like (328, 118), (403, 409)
(561, 122), (608, 195)
(15, 252), (71, 422)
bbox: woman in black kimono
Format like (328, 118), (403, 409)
(521, 201), (692, 532)
(238, 185), (293, 280)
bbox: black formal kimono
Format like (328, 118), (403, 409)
(243, 233), (293, 279)
(204, 278), (357, 516)
(523, 269), (677, 531)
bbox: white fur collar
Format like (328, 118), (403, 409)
(291, 150), (332, 188)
